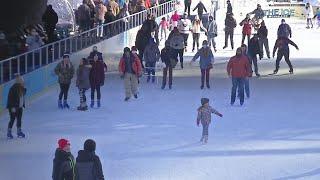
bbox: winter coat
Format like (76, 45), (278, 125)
(143, 41), (160, 63)
(207, 20), (217, 37)
(135, 29), (150, 52)
(119, 54), (142, 75)
(193, 2), (207, 15)
(171, 13), (180, 23)
(227, 3), (233, 14)
(225, 16), (237, 32)
(178, 18), (192, 34)
(257, 25), (268, 39)
(76, 65), (91, 89)
(108, 0), (120, 16)
(169, 33), (185, 49)
(55, 61), (75, 84)
(160, 46), (172, 67)
(277, 23), (292, 38)
(42, 7), (58, 27)
(88, 51), (103, 61)
(6, 83), (26, 109)
(95, 4), (107, 21)
(250, 9), (265, 19)
(89, 60), (105, 87)
(76, 150), (104, 180)
(192, 20), (206, 34)
(26, 35), (44, 51)
(104, 11), (116, 24)
(227, 55), (251, 78)
(240, 18), (252, 35)
(273, 37), (298, 54)
(248, 38), (262, 57)
(77, 4), (91, 22)
(52, 148), (76, 180)
(142, 19), (158, 33)
(192, 47), (214, 69)
(197, 105), (219, 125)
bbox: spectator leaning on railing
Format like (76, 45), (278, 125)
(26, 28), (44, 51)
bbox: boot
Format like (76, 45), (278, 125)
(289, 68), (293, 74)
(58, 100), (63, 109)
(124, 97), (130, 101)
(273, 69), (278, 74)
(204, 135), (208, 144)
(206, 83), (210, 89)
(152, 76), (155, 83)
(97, 100), (101, 108)
(169, 85), (172, 89)
(200, 136), (204, 142)
(90, 100), (94, 108)
(161, 84), (166, 89)
(17, 128), (25, 138)
(134, 94), (138, 99)
(147, 76), (150, 83)
(63, 100), (70, 109)
(7, 128), (13, 139)
(200, 85), (204, 89)
(255, 73), (261, 77)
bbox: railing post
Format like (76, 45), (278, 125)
(9, 59), (12, 80)
(25, 54), (28, 73)
(59, 41), (61, 59)
(32, 52), (35, 70)
(46, 46), (48, 65)
(17, 57), (20, 75)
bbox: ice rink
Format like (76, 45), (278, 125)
(1, 4), (320, 180)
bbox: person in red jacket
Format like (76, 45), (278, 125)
(240, 14), (253, 45)
(119, 47), (142, 101)
(227, 48), (251, 106)
(89, 54), (105, 108)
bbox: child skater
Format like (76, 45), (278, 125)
(196, 98), (223, 144)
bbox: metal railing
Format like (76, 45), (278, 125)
(0, 0), (176, 84)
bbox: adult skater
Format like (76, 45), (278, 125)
(184, 0), (192, 16)
(161, 41), (175, 89)
(143, 38), (161, 83)
(190, 40), (214, 89)
(88, 46), (103, 61)
(313, 7), (320, 28)
(304, 3), (314, 29)
(196, 98), (223, 144)
(76, 58), (92, 111)
(239, 14), (253, 45)
(257, 20), (270, 59)
(206, 15), (218, 52)
(227, 0), (233, 14)
(76, 139), (105, 180)
(223, 13), (237, 50)
(42, 5), (58, 43)
(169, 27), (185, 69)
(249, 4), (265, 20)
(6, 75), (26, 139)
(238, 44), (251, 98)
(227, 48), (251, 106)
(191, 15), (207, 52)
(272, 37), (299, 74)
(52, 139), (76, 180)
(178, 12), (192, 52)
(193, 0), (207, 21)
(248, 34), (262, 77)
(89, 54), (105, 108)
(135, 25), (150, 69)
(277, 19), (292, 38)
(119, 47), (142, 101)
(55, 54), (75, 109)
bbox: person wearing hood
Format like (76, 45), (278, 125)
(206, 15), (218, 52)
(6, 75), (27, 139)
(119, 47), (142, 101)
(42, 5), (58, 43)
(193, 0), (207, 21)
(161, 40), (174, 89)
(257, 20), (270, 59)
(52, 139), (76, 180)
(76, 139), (104, 180)
(76, 58), (92, 111)
(143, 38), (160, 83)
(227, 48), (251, 106)
(191, 40), (214, 89)
(223, 13), (237, 50)
(191, 15), (207, 52)
(248, 34), (262, 77)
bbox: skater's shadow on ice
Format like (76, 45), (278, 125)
(274, 168), (320, 180)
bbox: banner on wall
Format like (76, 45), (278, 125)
(264, 8), (296, 18)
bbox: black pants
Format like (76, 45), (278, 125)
(224, 30), (234, 49)
(192, 33), (200, 50)
(184, 3), (191, 16)
(198, 12), (204, 21)
(45, 26), (56, 43)
(91, 85), (101, 100)
(59, 83), (70, 100)
(8, 108), (23, 129)
(275, 49), (293, 71)
(241, 34), (250, 45)
(201, 68), (210, 86)
(173, 48), (184, 66)
(182, 33), (189, 48)
(162, 66), (173, 86)
(138, 50), (145, 69)
(249, 54), (259, 74)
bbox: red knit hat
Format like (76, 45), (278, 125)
(58, 139), (70, 149)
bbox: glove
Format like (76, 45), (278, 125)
(11, 108), (16, 113)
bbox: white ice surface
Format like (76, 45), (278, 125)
(1, 6), (320, 180)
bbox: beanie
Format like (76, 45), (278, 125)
(201, 98), (209, 105)
(58, 139), (70, 149)
(84, 139), (96, 152)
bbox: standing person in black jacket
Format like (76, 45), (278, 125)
(76, 139), (105, 180)
(161, 40), (174, 89)
(6, 75), (26, 139)
(227, 0), (233, 14)
(184, 0), (192, 16)
(193, 0), (207, 21)
(223, 13), (237, 50)
(257, 20), (270, 59)
(135, 26), (150, 69)
(52, 139), (76, 180)
(42, 5), (58, 43)
(248, 34), (262, 77)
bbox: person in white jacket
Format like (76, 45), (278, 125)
(305, 3), (314, 28)
(191, 15), (207, 52)
(178, 12), (192, 52)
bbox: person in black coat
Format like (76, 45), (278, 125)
(248, 34), (262, 77)
(161, 40), (174, 89)
(227, 0), (233, 14)
(135, 26), (150, 69)
(76, 139), (104, 180)
(42, 5), (58, 43)
(52, 139), (76, 180)
(193, 1), (207, 21)
(6, 75), (26, 139)
(257, 20), (270, 59)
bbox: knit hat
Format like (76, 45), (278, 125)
(84, 139), (96, 152)
(63, 54), (70, 58)
(201, 98), (209, 105)
(58, 139), (70, 149)
(123, 47), (131, 53)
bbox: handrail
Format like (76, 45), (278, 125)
(0, 0), (176, 84)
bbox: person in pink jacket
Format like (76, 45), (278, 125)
(170, 11), (180, 30)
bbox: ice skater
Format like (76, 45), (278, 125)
(304, 3), (314, 29)
(272, 37), (299, 74)
(76, 58), (91, 111)
(196, 98), (223, 144)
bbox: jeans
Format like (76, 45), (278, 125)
(238, 77), (250, 98)
(162, 66), (173, 87)
(184, 3), (191, 16)
(182, 33), (189, 48)
(259, 38), (270, 58)
(91, 85), (101, 100)
(249, 54), (259, 75)
(192, 33), (200, 51)
(172, 48), (184, 67)
(207, 35), (216, 48)
(307, 18), (313, 28)
(59, 83), (70, 100)
(231, 78), (245, 105)
(241, 34), (251, 45)
(275, 49), (293, 71)
(8, 108), (23, 129)
(145, 62), (156, 82)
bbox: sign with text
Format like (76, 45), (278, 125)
(264, 8), (296, 18)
